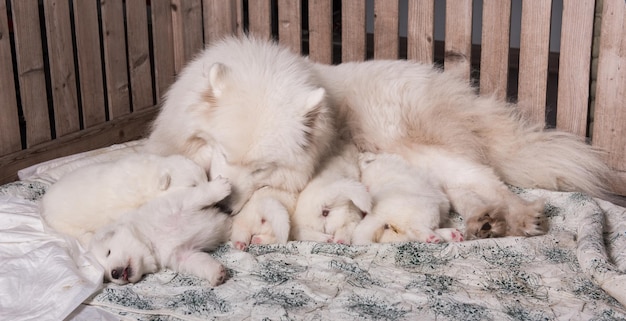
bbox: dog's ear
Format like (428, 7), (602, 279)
(158, 172), (172, 190)
(305, 87), (326, 110)
(340, 180), (372, 214)
(207, 63), (230, 98)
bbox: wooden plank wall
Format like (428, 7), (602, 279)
(0, 0), (624, 194)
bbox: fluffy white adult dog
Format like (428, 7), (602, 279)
(89, 177), (232, 286)
(145, 36), (336, 214)
(352, 152), (461, 245)
(229, 186), (296, 250)
(40, 153), (208, 245)
(312, 60), (610, 238)
(145, 36), (611, 240)
(292, 142), (371, 244)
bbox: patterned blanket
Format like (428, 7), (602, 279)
(1, 144), (625, 321)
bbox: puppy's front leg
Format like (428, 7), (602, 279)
(180, 177), (232, 211)
(175, 250), (227, 286)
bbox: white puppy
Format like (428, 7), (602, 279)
(89, 177), (232, 286)
(292, 142), (371, 244)
(40, 153), (208, 246)
(353, 152), (460, 245)
(230, 186), (296, 250)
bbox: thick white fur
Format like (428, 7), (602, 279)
(312, 60), (612, 198)
(292, 142), (371, 244)
(89, 178), (233, 286)
(352, 152), (457, 245)
(145, 36), (336, 213)
(40, 153), (208, 245)
(230, 186), (296, 250)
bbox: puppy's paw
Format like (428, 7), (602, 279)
(233, 241), (248, 251)
(208, 264), (227, 286)
(250, 234), (277, 245)
(465, 205), (508, 240)
(436, 228), (464, 242)
(425, 233), (442, 244)
(209, 176), (232, 200)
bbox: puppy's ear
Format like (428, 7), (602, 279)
(207, 63), (230, 98)
(158, 172), (172, 190)
(338, 180), (372, 214)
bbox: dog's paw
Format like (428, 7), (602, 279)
(209, 264), (227, 286)
(425, 233), (442, 244)
(465, 205), (508, 239)
(507, 198), (546, 237)
(436, 228), (464, 242)
(233, 241), (248, 251)
(210, 176), (232, 199)
(250, 234), (277, 245)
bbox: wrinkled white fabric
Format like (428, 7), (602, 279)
(0, 197), (103, 321)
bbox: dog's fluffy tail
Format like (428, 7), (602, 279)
(478, 99), (613, 199)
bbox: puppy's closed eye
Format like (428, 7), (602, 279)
(106, 250), (111, 257)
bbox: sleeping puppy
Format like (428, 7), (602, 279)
(229, 186), (296, 250)
(41, 153), (208, 246)
(352, 152), (463, 245)
(89, 177), (233, 286)
(292, 142), (371, 244)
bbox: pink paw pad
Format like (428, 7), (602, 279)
(234, 241), (248, 251)
(450, 230), (464, 242)
(426, 234), (441, 243)
(251, 235), (263, 244)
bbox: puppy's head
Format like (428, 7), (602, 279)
(89, 224), (158, 284)
(297, 179), (371, 240)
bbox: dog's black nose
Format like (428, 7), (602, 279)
(111, 268), (123, 279)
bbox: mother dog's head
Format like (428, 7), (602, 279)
(148, 37), (337, 214)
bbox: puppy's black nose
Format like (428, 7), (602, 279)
(111, 268), (123, 279)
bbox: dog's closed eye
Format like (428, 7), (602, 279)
(106, 250), (111, 257)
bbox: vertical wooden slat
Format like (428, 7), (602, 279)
(125, 0), (154, 110)
(248, 0), (272, 39)
(235, 0), (244, 37)
(407, 0), (434, 64)
(172, 0), (204, 72)
(593, 0), (626, 193)
(73, 1), (105, 128)
(556, 0), (595, 137)
(277, 0), (301, 54)
(445, 0), (473, 80)
(308, 0), (333, 64)
(341, 0), (366, 62)
(11, 0), (51, 146)
(101, 0), (130, 119)
(44, 0), (79, 137)
(0, 1), (21, 154)
(203, 0), (238, 45)
(151, 0), (176, 102)
(373, 0), (399, 60)
(517, 0), (552, 125)
(479, 0), (511, 99)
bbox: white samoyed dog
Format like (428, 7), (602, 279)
(312, 60), (610, 238)
(145, 36), (336, 215)
(230, 186), (296, 250)
(40, 153), (208, 245)
(353, 152), (461, 245)
(292, 142), (371, 244)
(89, 177), (232, 286)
